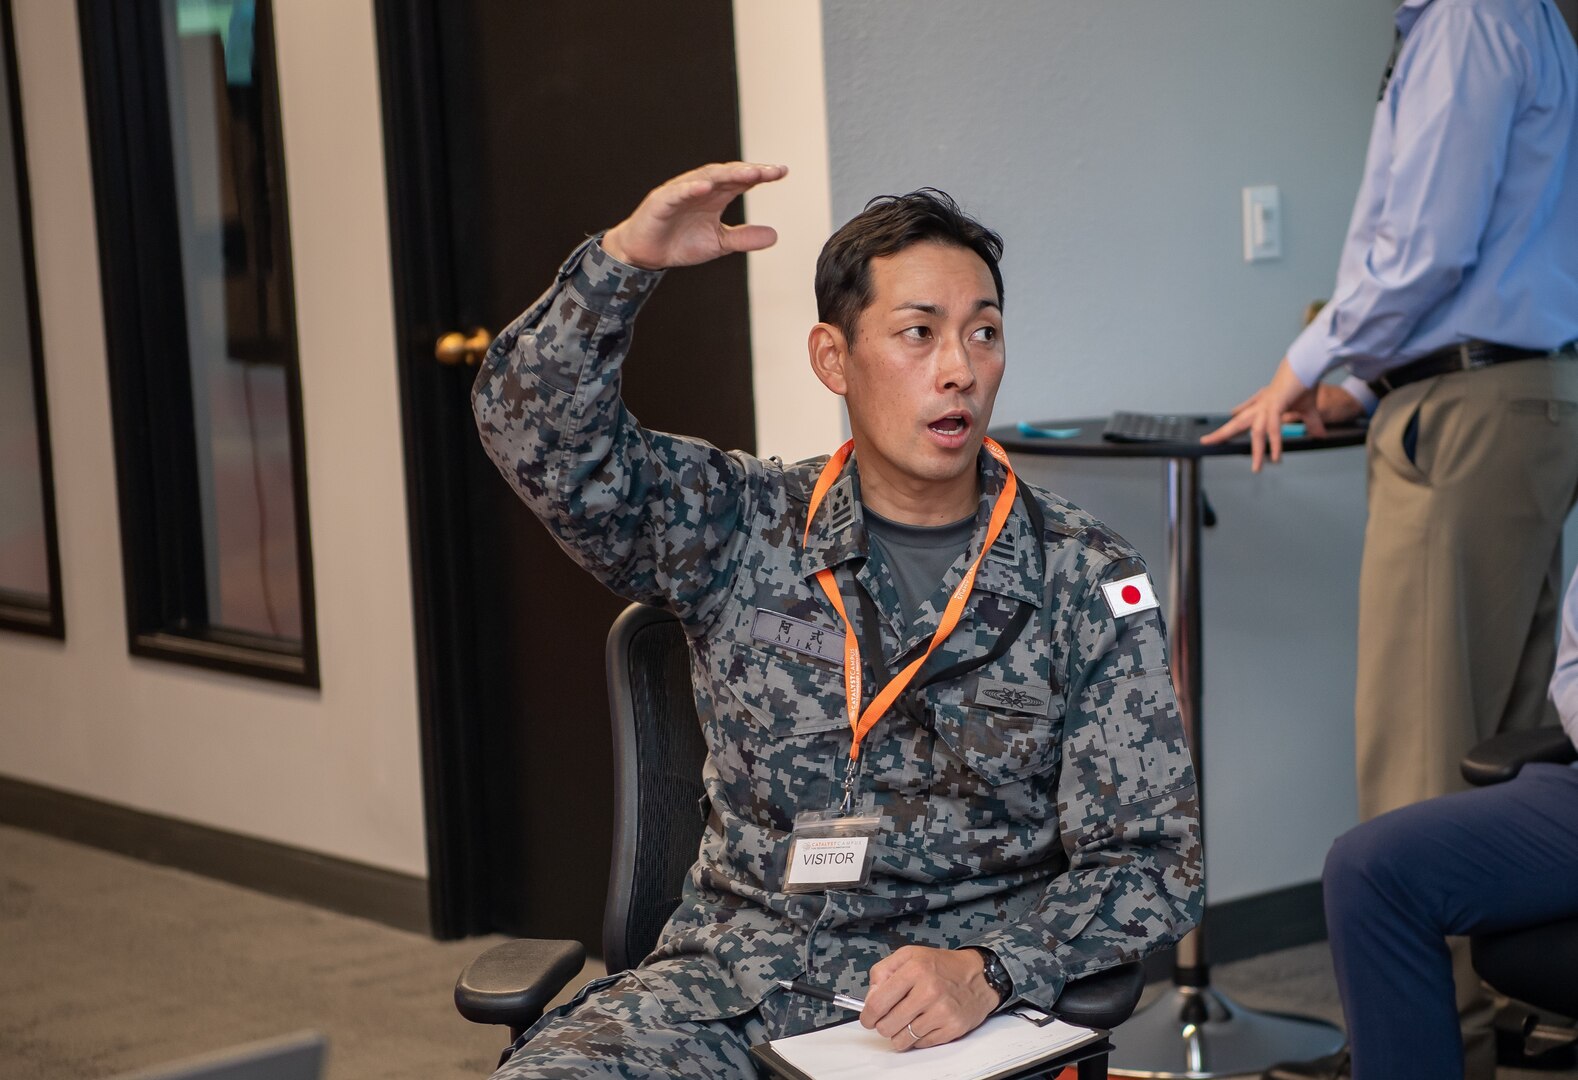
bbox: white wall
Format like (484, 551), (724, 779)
(733, 1), (845, 464)
(810, 1), (1404, 902)
(0, 0), (427, 877)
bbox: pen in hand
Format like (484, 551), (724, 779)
(777, 978), (865, 1013)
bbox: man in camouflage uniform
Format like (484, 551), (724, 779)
(473, 161), (1202, 1077)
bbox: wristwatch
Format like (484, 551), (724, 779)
(963, 946), (1013, 1007)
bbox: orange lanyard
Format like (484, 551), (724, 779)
(802, 437), (1018, 763)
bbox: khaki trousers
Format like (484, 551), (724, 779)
(1357, 358), (1578, 1079)
(1357, 357), (1578, 823)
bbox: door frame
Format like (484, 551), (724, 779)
(372, 0), (488, 940)
(373, 0), (757, 940)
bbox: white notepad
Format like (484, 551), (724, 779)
(750, 1010), (1106, 1080)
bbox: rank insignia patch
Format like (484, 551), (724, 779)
(825, 476), (856, 536)
(987, 527), (1018, 565)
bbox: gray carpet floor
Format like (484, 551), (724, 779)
(0, 824), (1570, 1079)
(0, 825), (602, 1079)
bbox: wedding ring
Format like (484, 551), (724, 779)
(906, 1022), (921, 1043)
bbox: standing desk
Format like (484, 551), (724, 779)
(992, 416), (1365, 1079)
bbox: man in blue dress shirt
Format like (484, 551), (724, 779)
(1211, 0), (1578, 819)
(1207, 3), (1577, 1071)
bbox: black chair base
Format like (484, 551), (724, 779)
(1493, 1003), (1578, 1072)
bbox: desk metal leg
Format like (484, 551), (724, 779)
(1108, 458), (1343, 1078)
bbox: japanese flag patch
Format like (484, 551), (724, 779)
(1101, 573), (1159, 618)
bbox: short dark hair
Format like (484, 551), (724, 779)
(815, 189), (1004, 341)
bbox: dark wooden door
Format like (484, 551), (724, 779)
(376, 0), (755, 941)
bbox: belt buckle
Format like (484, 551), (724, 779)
(1458, 341), (1488, 370)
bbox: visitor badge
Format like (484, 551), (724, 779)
(783, 809), (880, 893)
(786, 835), (869, 887)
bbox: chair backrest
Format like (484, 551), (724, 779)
(602, 603), (710, 973)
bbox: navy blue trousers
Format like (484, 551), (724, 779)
(1323, 762), (1578, 1079)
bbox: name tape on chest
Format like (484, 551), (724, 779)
(751, 608), (845, 665)
(1101, 573), (1159, 618)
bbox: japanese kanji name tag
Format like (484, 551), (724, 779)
(1101, 573), (1159, 618)
(752, 608), (844, 664)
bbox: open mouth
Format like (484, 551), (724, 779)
(928, 413), (970, 437)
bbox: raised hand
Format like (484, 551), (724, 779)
(601, 161), (788, 271)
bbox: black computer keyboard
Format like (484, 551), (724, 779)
(1102, 411), (1205, 444)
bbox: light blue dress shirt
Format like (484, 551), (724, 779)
(1546, 566), (1578, 756)
(1286, 0), (1578, 412)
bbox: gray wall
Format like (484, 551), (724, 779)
(822, 1), (1399, 903)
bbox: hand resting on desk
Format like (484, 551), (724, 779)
(1202, 358), (1363, 471)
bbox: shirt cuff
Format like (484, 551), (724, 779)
(565, 235), (666, 319)
(1339, 375), (1379, 416)
(1550, 677), (1578, 749)
(1285, 318), (1335, 388)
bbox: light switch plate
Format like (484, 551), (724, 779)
(1243, 185), (1282, 262)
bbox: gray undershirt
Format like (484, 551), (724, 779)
(863, 506), (976, 629)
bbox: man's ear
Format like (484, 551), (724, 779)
(808, 323), (850, 396)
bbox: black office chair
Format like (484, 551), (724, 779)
(1461, 727), (1578, 1070)
(456, 602), (1144, 1077)
(453, 602), (705, 1041)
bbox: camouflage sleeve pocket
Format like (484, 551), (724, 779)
(721, 642), (851, 740)
(1087, 671), (1193, 806)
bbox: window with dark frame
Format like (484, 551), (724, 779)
(78, 0), (319, 685)
(0, 0), (64, 639)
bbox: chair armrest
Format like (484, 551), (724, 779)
(1461, 728), (1576, 787)
(1048, 960), (1145, 1031)
(454, 938), (586, 1030)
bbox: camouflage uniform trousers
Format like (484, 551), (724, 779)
(492, 968), (776, 1080)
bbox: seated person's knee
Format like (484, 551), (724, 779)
(1323, 814), (1408, 910)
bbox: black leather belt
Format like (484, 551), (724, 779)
(1367, 339), (1578, 399)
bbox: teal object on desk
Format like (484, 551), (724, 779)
(1281, 422), (1307, 438)
(1016, 421), (1083, 439)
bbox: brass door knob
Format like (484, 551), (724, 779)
(435, 327), (492, 366)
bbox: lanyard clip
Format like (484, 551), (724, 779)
(839, 754), (860, 816)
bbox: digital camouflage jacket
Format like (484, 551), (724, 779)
(473, 237), (1202, 1034)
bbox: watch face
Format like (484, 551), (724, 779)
(988, 960), (1010, 993)
(972, 948), (1011, 999)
